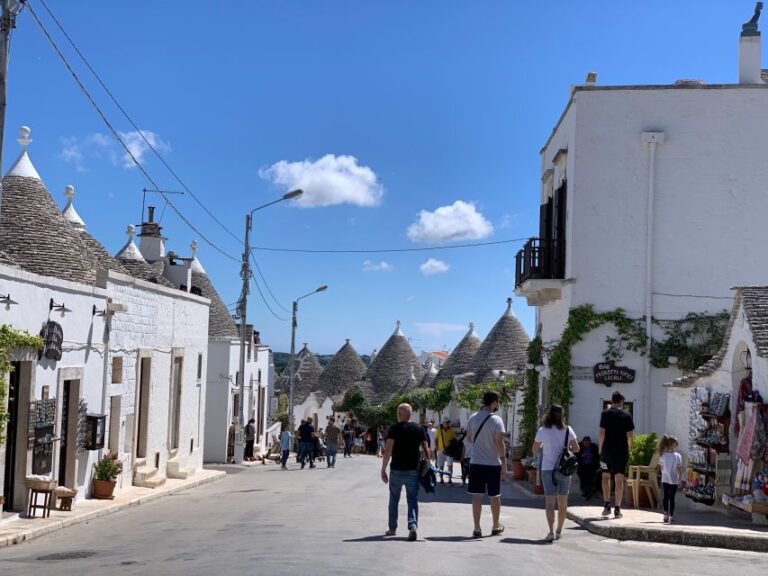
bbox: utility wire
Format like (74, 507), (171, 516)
(23, 0), (239, 263)
(250, 271), (288, 322)
(250, 252), (290, 313)
(34, 0), (242, 246)
(251, 237), (531, 254)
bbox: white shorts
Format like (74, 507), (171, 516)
(436, 451), (454, 468)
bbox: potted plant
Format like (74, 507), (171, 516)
(626, 433), (658, 508)
(510, 446), (526, 480)
(92, 452), (122, 499)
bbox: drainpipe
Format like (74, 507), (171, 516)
(641, 131), (665, 432)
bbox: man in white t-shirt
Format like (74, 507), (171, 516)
(426, 421), (437, 462)
(466, 390), (507, 538)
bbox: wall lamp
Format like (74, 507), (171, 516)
(92, 305), (106, 317)
(49, 298), (72, 314)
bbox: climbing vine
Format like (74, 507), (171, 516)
(520, 337), (542, 456)
(545, 305), (728, 411)
(0, 325), (44, 445)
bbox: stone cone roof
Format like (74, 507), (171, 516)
(420, 362), (438, 387)
(468, 298), (530, 383)
(114, 226), (174, 288)
(365, 321), (424, 402)
(434, 322), (482, 384)
(79, 231), (131, 276)
(316, 339), (368, 403)
(191, 271), (238, 340)
(0, 173), (99, 285)
(292, 344), (325, 405)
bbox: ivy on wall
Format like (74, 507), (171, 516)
(0, 325), (44, 445)
(519, 337), (542, 456)
(543, 304), (728, 418)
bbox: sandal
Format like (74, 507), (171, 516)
(472, 529), (482, 538)
(491, 524), (505, 536)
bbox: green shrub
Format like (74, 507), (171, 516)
(627, 433), (658, 467)
(93, 453), (122, 481)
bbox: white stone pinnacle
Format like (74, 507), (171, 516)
(62, 185), (85, 231)
(6, 125), (41, 179)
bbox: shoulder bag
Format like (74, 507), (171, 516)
(555, 427), (578, 477)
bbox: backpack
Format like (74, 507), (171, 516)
(555, 427), (578, 477)
(446, 437), (464, 459)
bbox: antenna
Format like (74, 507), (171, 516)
(141, 188), (184, 223)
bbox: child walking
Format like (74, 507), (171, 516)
(658, 435), (683, 524)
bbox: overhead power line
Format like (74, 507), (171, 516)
(250, 271), (288, 322)
(23, 0), (239, 262)
(34, 0), (242, 246)
(250, 253), (290, 313)
(250, 237), (531, 254)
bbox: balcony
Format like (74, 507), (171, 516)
(514, 238), (568, 306)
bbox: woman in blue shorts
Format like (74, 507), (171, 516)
(533, 405), (580, 542)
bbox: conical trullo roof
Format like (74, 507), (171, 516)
(469, 298), (530, 383)
(115, 225), (174, 287)
(365, 321), (425, 401)
(420, 362), (438, 387)
(0, 127), (99, 285)
(188, 244), (238, 340)
(434, 322), (482, 384)
(316, 339), (368, 403)
(293, 343), (325, 404)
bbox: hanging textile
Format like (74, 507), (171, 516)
(735, 374), (753, 436)
(737, 408), (759, 465)
(734, 459), (754, 495)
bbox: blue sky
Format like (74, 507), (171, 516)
(3, 1), (757, 354)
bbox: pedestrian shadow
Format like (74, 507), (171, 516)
(500, 537), (552, 545)
(343, 535), (408, 543)
(425, 536), (479, 542)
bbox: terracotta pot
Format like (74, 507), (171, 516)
(92, 479), (116, 500)
(527, 468), (544, 495)
(511, 459), (526, 481)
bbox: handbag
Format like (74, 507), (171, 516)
(555, 427), (578, 477)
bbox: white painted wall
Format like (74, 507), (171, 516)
(533, 86), (768, 441)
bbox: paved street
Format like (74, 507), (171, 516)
(0, 456), (764, 575)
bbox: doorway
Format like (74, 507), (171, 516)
(135, 357), (151, 460)
(57, 380), (79, 489)
(2, 362), (20, 511)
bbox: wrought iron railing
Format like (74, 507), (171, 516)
(515, 237), (565, 287)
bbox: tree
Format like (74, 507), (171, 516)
(426, 379), (454, 421)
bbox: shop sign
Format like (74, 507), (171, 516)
(40, 320), (63, 361)
(593, 361), (635, 386)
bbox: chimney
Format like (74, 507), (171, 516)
(740, 2), (764, 84)
(585, 71), (597, 86)
(138, 205), (166, 262)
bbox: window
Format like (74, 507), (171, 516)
(111, 357), (123, 384)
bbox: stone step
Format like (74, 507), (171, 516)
(133, 466), (166, 488)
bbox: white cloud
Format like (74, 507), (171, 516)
(64, 130), (170, 170)
(60, 137), (86, 172)
(117, 130), (171, 168)
(363, 260), (393, 272)
(406, 296), (417, 302)
(419, 258), (450, 276)
(414, 322), (466, 338)
(259, 154), (384, 208)
(407, 200), (494, 243)
(499, 212), (521, 229)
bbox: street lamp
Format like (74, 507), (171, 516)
(234, 188), (303, 464)
(287, 285), (328, 431)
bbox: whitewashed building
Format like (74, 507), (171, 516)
(514, 13), (768, 439)
(0, 126), (211, 515)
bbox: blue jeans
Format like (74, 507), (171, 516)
(326, 443), (338, 467)
(388, 469), (419, 531)
(344, 439), (353, 457)
(299, 442), (314, 466)
(281, 450), (289, 467)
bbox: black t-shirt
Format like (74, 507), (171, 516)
(343, 424), (353, 439)
(599, 408), (635, 457)
(298, 422), (315, 443)
(387, 421), (428, 471)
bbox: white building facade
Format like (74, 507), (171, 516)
(515, 21), (768, 439)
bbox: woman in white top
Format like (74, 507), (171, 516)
(658, 434), (683, 523)
(533, 404), (580, 542)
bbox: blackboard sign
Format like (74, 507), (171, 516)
(28, 399), (56, 449)
(594, 361), (635, 386)
(40, 321), (63, 361)
(32, 423), (55, 475)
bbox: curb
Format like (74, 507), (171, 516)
(0, 471), (225, 549)
(566, 511), (768, 553)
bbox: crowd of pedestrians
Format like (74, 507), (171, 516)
(270, 386), (684, 544)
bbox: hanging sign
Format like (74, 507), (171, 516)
(593, 361), (635, 386)
(40, 321), (64, 361)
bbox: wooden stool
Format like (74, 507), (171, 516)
(55, 487), (77, 511)
(27, 488), (53, 518)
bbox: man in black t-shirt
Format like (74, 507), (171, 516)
(598, 391), (635, 518)
(381, 403), (430, 542)
(298, 419), (316, 469)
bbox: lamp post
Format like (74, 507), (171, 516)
(287, 285), (328, 431)
(234, 188), (303, 464)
